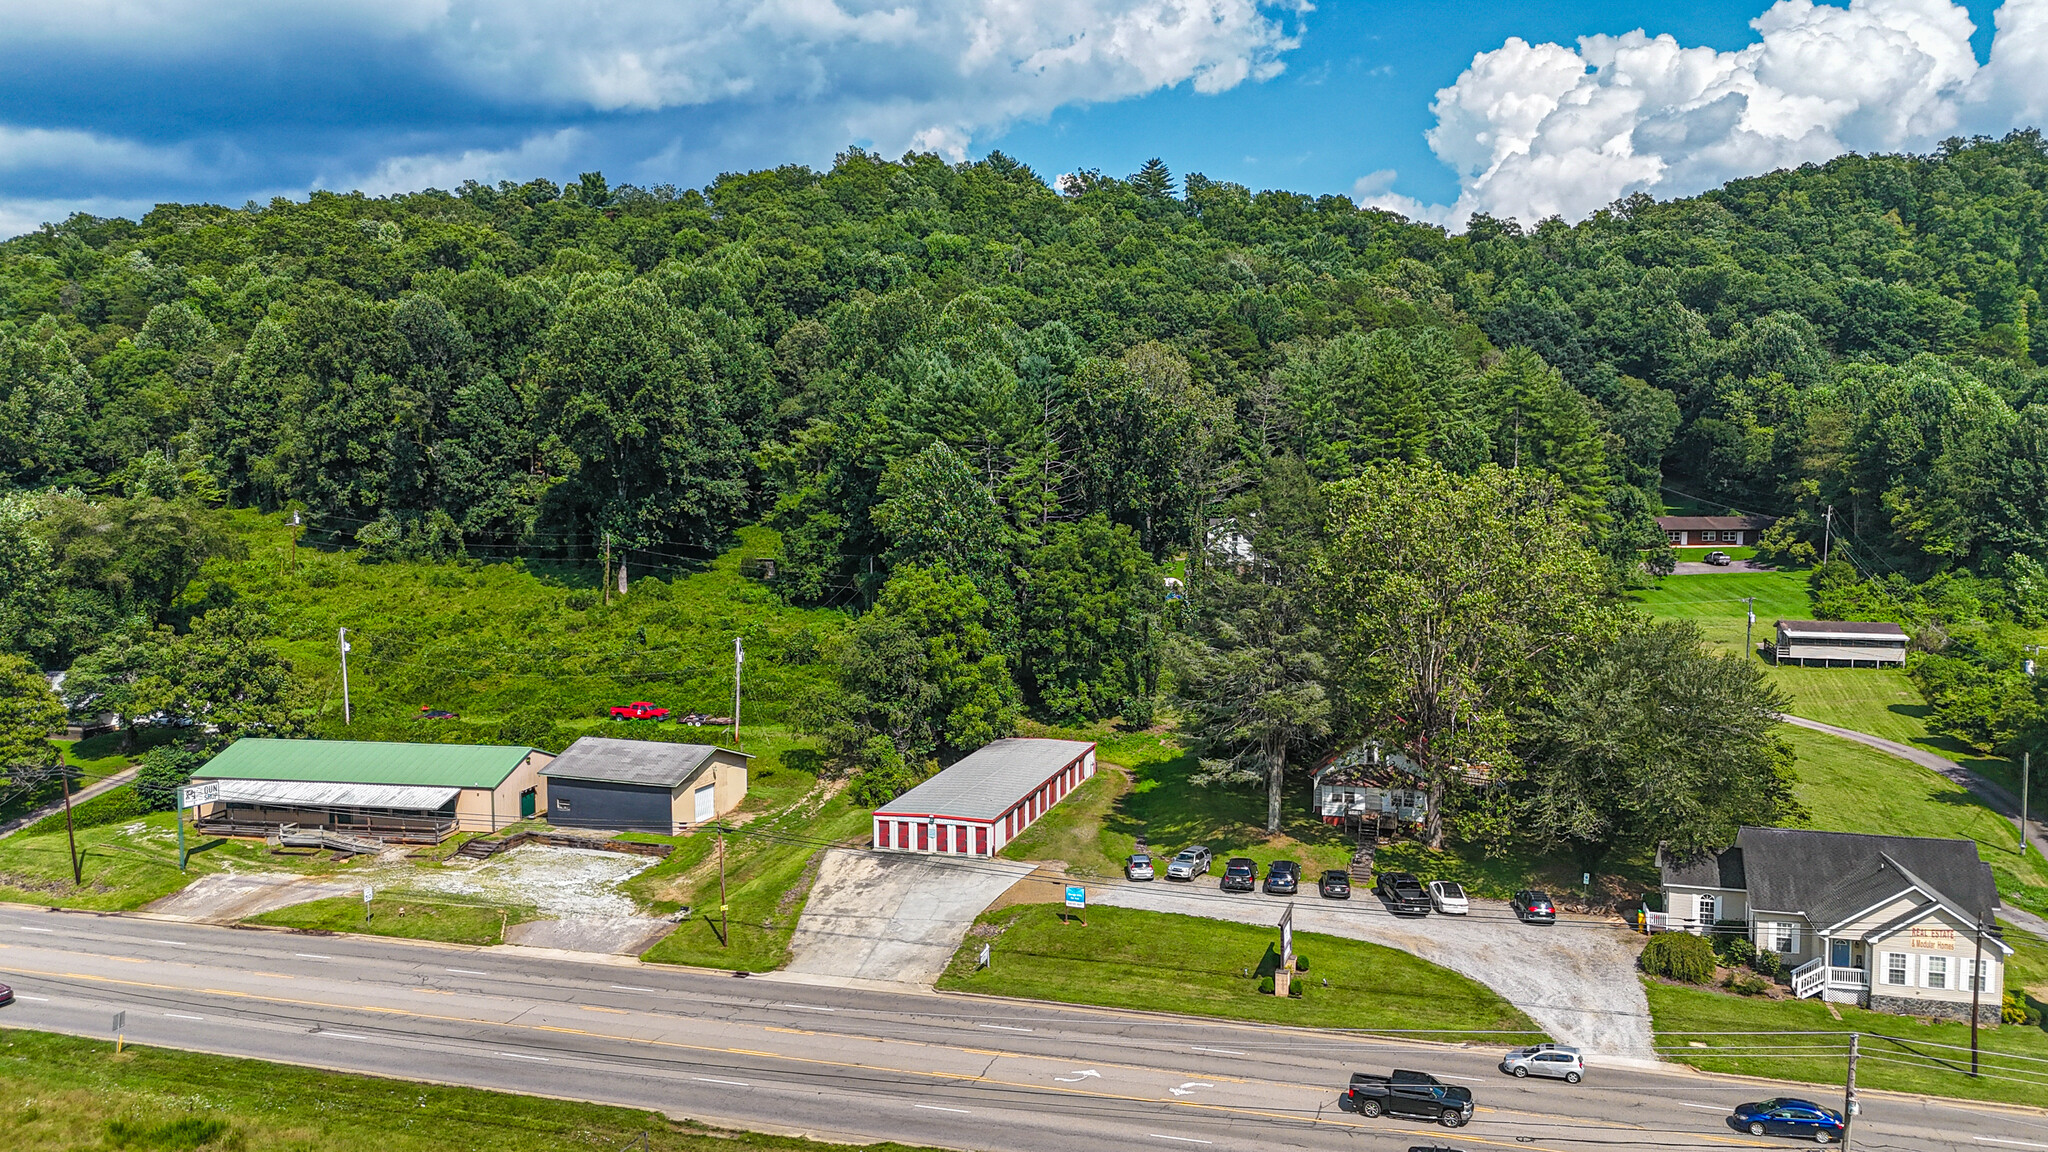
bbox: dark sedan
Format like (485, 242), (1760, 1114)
(1318, 869), (1352, 899)
(0, 982), (12, 1006)
(1264, 860), (1301, 895)
(1511, 889), (1557, 924)
(1730, 1098), (1846, 1142)
(1220, 856), (1258, 893)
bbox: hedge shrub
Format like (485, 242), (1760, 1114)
(1639, 932), (1716, 984)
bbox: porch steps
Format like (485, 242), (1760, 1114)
(1348, 845), (1376, 883)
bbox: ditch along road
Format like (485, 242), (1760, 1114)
(2, 907), (2040, 1152)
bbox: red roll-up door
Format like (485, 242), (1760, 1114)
(976, 826), (988, 854)
(877, 821), (890, 848)
(936, 824), (949, 852)
(956, 825), (968, 854)
(917, 822), (929, 850)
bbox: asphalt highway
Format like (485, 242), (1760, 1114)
(1, 907), (2041, 1152)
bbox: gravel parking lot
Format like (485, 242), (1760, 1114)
(1089, 876), (1654, 1060)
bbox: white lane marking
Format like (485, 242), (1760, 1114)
(914, 1105), (970, 1114)
(446, 968), (488, 975)
(323, 1032), (371, 1040)
(164, 1012), (203, 1020)
(1680, 1103), (1728, 1111)
(16, 995), (49, 1001)
(977, 1024), (1032, 1032)
(495, 1052), (549, 1061)
(1189, 1046), (1246, 1055)
(16, 926), (53, 933)
(1055, 1070), (1102, 1082)
(295, 954), (332, 960)
(782, 1003), (837, 1012)
(1439, 1074), (1484, 1082)
(1148, 1135), (1213, 1145)
(611, 985), (659, 992)
(151, 939), (189, 947)
(695, 1077), (750, 1087)
(1169, 1082), (1214, 1097)
(1975, 1140), (2048, 1149)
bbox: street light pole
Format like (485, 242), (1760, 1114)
(59, 748), (81, 886)
(338, 627), (353, 726)
(1970, 922), (1985, 1077)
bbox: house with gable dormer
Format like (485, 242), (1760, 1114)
(1658, 827), (2010, 1023)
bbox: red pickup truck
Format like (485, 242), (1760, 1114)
(609, 702), (669, 721)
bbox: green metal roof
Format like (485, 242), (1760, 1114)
(196, 738), (538, 789)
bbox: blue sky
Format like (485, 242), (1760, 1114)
(0, 0), (2039, 238)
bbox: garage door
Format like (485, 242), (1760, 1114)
(694, 784), (716, 823)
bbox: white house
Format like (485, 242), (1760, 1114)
(1660, 827), (2009, 1023)
(1773, 620), (1909, 667)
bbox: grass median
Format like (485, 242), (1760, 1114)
(937, 903), (1544, 1042)
(245, 894), (532, 946)
(0, 1027), (949, 1152)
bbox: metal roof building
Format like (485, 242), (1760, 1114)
(191, 738), (553, 843)
(540, 737), (750, 834)
(1773, 619), (1909, 667)
(872, 738), (1097, 856)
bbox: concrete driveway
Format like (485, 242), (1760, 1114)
(1089, 878), (1655, 1060)
(777, 849), (1035, 987)
(146, 871), (359, 922)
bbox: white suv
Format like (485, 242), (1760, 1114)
(1500, 1044), (1583, 1084)
(1165, 845), (1211, 880)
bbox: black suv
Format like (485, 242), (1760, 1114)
(1219, 856), (1258, 892)
(1375, 870), (1431, 916)
(1318, 869), (1352, 899)
(1264, 860), (1301, 895)
(1512, 889), (1557, 924)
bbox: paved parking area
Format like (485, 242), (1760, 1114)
(780, 849), (1036, 986)
(1089, 878), (1655, 1060)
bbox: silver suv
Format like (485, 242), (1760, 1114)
(1500, 1044), (1583, 1084)
(1165, 845), (1211, 880)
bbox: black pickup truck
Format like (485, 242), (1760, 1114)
(1375, 871), (1432, 916)
(1346, 1070), (1473, 1128)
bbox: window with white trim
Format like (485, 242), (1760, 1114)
(1924, 956), (1948, 989)
(1698, 894), (1718, 924)
(1884, 952), (1908, 986)
(1769, 922), (1798, 953)
(1963, 957), (1991, 992)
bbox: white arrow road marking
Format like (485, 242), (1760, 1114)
(1054, 1070), (1101, 1082)
(1189, 1046), (1245, 1055)
(1975, 1140), (2048, 1149)
(494, 1052), (549, 1061)
(1148, 1135), (1213, 1144)
(914, 1105), (970, 1114)
(696, 1077), (750, 1087)
(976, 1024), (1032, 1032)
(1169, 1082), (1214, 1097)
(164, 1013), (203, 1020)
(1680, 1103), (1728, 1111)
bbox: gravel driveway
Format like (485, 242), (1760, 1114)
(1089, 878), (1655, 1060)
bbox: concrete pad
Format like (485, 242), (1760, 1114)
(146, 872), (357, 922)
(781, 849), (1035, 986)
(503, 916), (674, 955)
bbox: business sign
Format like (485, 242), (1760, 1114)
(362, 886), (374, 904)
(1065, 885), (1086, 909)
(178, 782), (221, 809)
(978, 942), (991, 970)
(1279, 904), (1295, 969)
(1909, 926), (1956, 951)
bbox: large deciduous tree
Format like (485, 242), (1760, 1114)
(1318, 461), (1612, 847)
(1020, 514), (1159, 724)
(0, 653), (63, 796)
(1516, 621), (1801, 862)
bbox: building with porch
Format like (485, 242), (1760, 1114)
(1312, 743), (1429, 840)
(1773, 619), (1909, 667)
(872, 738), (1096, 856)
(1659, 827), (2008, 1023)
(190, 738), (552, 843)
(1656, 515), (1774, 547)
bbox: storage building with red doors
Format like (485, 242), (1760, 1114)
(872, 738), (1097, 857)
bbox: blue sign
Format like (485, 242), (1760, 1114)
(1065, 885), (1086, 909)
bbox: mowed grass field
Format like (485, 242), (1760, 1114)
(0, 1027), (953, 1152)
(938, 903), (1544, 1041)
(1630, 569), (1813, 655)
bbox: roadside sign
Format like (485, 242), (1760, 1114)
(1279, 904), (1295, 969)
(177, 782), (220, 810)
(1064, 885), (1085, 909)
(111, 1011), (125, 1033)
(362, 886), (374, 904)
(978, 942), (991, 969)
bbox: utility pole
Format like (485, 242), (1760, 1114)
(717, 822), (729, 949)
(1743, 595), (1756, 659)
(602, 530), (612, 607)
(338, 627), (353, 726)
(732, 637), (744, 749)
(1842, 1032), (1860, 1150)
(1822, 504), (1834, 567)
(1971, 922), (1986, 1077)
(2023, 751), (2032, 857)
(287, 510), (302, 576)
(59, 748), (81, 886)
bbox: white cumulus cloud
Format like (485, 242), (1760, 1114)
(337, 129), (587, 196)
(1365, 0), (2045, 229)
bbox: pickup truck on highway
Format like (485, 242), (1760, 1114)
(1346, 1070), (1473, 1129)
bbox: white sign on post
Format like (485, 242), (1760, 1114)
(978, 942), (991, 969)
(178, 782), (221, 809)
(362, 886), (374, 904)
(1279, 904), (1295, 969)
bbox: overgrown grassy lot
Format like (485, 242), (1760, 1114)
(1783, 727), (2048, 916)
(247, 894), (532, 946)
(0, 808), (361, 911)
(937, 903), (1543, 1041)
(0, 1027), (950, 1152)
(1644, 924), (2048, 1107)
(1629, 569), (1813, 654)
(203, 511), (848, 745)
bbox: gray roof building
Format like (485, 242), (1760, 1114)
(877, 738), (1097, 822)
(540, 737), (748, 787)
(1734, 826), (1997, 925)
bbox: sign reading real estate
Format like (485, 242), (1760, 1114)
(1279, 903), (1295, 969)
(1065, 885), (1085, 909)
(177, 782), (220, 809)
(1909, 926), (1956, 951)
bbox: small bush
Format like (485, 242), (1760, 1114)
(1639, 932), (1716, 984)
(563, 589), (596, 611)
(1722, 971), (1773, 996)
(104, 1116), (235, 1150)
(2005, 990), (2042, 1026)
(1716, 935), (1757, 968)
(1751, 949), (1785, 979)
(25, 784), (143, 836)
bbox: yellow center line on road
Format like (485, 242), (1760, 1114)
(17, 965), (1773, 1152)
(109, 957), (148, 964)
(579, 1005), (628, 1015)
(249, 972), (294, 979)
(766, 1027), (815, 1036)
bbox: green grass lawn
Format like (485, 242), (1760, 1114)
(0, 1027), (951, 1152)
(1644, 924), (2048, 1107)
(1782, 725), (2048, 916)
(1630, 569), (1814, 655)
(246, 894), (533, 946)
(0, 809), (343, 911)
(1672, 545), (1757, 561)
(938, 903), (1544, 1041)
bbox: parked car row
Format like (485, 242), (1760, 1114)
(1129, 845), (1561, 925)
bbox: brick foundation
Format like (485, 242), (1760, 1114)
(1867, 993), (2000, 1026)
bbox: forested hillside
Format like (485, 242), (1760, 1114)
(5, 134), (2048, 783)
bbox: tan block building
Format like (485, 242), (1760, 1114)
(192, 738), (552, 843)
(539, 737), (750, 835)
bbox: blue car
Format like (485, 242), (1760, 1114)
(1731, 1098), (1846, 1142)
